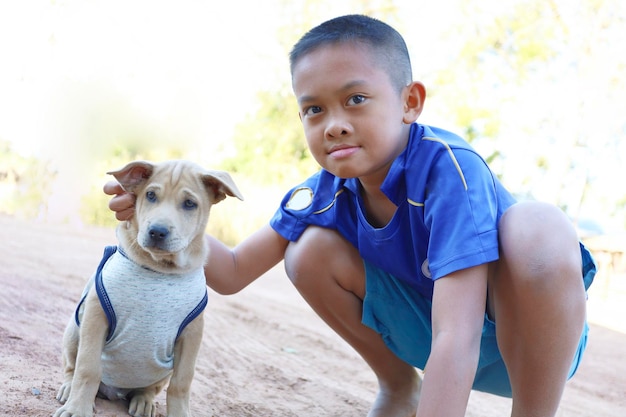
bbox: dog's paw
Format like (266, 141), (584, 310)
(53, 402), (94, 417)
(165, 400), (191, 417)
(55, 382), (72, 403)
(128, 393), (157, 417)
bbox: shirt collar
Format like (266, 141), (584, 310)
(336, 123), (421, 206)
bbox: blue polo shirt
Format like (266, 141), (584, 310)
(270, 123), (517, 299)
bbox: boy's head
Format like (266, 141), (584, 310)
(289, 14), (413, 92)
(289, 14), (425, 181)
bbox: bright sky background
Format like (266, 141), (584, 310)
(0, 0), (624, 230)
(0, 0), (469, 159)
(0, 0), (287, 158)
(0, 0), (461, 222)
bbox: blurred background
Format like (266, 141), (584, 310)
(0, 0), (624, 255)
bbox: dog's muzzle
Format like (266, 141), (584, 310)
(147, 224), (170, 248)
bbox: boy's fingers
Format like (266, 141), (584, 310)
(103, 180), (136, 221)
(103, 180), (124, 196)
(108, 193), (135, 212)
(115, 207), (135, 222)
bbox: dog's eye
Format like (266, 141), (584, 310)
(146, 190), (157, 202)
(183, 199), (197, 210)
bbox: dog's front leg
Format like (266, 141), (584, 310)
(56, 315), (80, 404)
(54, 289), (108, 417)
(165, 314), (204, 417)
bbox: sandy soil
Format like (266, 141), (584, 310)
(0, 214), (624, 416)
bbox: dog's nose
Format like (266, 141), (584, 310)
(148, 225), (170, 242)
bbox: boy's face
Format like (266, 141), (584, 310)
(292, 42), (422, 184)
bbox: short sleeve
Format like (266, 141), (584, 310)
(424, 148), (501, 279)
(270, 186), (314, 242)
(269, 171), (356, 244)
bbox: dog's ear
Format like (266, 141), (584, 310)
(107, 161), (155, 193)
(202, 170), (244, 203)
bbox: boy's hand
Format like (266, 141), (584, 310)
(103, 181), (136, 221)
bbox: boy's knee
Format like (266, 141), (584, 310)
(499, 201), (581, 284)
(284, 226), (344, 285)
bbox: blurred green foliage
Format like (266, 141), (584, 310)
(1, 0), (625, 241)
(219, 88), (319, 186)
(0, 139), (55, 219)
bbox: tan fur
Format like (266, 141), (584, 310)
(54, 160), (242, 417)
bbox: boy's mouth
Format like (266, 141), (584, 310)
(328, 144), (359, 159)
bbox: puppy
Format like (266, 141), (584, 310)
(54, 160), (243, 417)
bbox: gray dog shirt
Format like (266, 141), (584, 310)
(74, 246), (208, 390)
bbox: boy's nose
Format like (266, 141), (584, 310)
(325, 117), (351, 138)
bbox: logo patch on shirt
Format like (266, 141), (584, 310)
(286, 187), (313, 211)
(421, 259), (432, 279)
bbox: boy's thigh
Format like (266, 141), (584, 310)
(361, 261), (433, 370)
(361, 261), (513, 396)
(361, 238), (596, 398)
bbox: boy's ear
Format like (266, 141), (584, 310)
(402, 81), (426, 124)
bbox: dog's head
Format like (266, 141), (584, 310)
(107, 160), (243, 273)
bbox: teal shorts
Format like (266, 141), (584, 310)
(361, 243), (597, 398)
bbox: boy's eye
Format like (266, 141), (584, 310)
(303, 106), (322, 116)
(348, 95), (366, 105)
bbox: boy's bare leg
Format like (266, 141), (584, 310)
(490, 202), (587, 417)
(285, 226), (420, 417)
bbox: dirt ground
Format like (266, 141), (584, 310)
(0, 214), (624, 416)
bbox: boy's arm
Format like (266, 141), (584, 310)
(204, 224), (289, 295)
(104, 180), (289, 294)
(416, 264), (488, 417)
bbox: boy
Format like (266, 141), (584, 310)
(105, 15), (596, 417)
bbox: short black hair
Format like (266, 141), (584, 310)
(289, 14), (413, 91)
